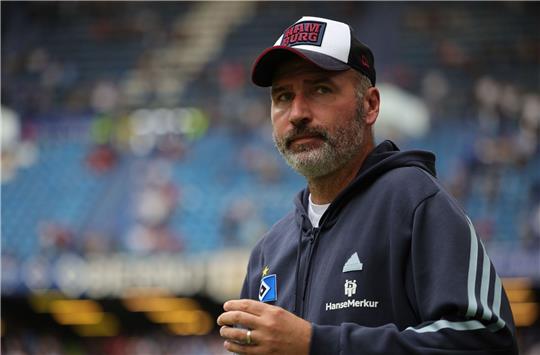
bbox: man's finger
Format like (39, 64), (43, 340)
(220, 326), (254, 345)
(217, 310), (259, 329)
(224, 339), (259, 354)
(224, 299), (269, 316)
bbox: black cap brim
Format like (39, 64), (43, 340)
(251, 46), (350, 87)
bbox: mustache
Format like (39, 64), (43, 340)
(282, 125), (329, 148)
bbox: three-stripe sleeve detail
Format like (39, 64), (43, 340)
(479, 240), (493, 321)
(406, 216), (506, 334)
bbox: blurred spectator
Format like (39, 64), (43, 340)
(91, 81), (121, 114)
(221, 197), (267, 247)
(1, 105), (39, 183)
(125, 159), (183, 253)
(86, 145), (117, 173)
(38, 221), (74, 257)
(240, 145), (282, 183)
(420, 69), (450, 119)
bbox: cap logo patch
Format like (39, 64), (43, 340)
(360, 54), (370, 68)
(281, 21), (326, 47)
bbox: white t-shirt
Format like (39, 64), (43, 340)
(308, 193), (331, 228)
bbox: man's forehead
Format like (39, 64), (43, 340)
(271, 57), (341, 86)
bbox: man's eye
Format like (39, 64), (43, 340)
(315, 86), (332, 94)
(276, 93), (293, 102)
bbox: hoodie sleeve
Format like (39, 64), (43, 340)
(310, 190), (518, 355)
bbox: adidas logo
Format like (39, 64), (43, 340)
(343, 252), (363, 273)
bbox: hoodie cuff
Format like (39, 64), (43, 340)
(310, 323), (340, 355)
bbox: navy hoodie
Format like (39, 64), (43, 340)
(240, 140), (518, 355)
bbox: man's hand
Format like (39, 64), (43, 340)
(217, 299), (312, 355)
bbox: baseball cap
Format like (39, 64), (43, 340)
(252, 16), (376, 87)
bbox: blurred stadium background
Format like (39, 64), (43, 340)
(1, 2), (539, 354)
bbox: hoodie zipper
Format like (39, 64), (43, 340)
(299, 226), (320, 318)
(292, 141), (436, 317)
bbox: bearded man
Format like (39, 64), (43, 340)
(217, 16), (518, 355)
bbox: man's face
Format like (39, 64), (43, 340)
(271, 58), (366, 178)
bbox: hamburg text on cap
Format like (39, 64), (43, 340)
(251, 16), (376, 87)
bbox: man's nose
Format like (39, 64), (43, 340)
(288, 94), (312, 127)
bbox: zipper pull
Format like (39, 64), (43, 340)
(309, 227), (319, 242)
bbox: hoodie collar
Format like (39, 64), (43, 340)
(294, 140), (436, 230)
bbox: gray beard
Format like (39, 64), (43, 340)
(273, 108), (365, 179)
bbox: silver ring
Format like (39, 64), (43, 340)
(246, 330), (252, 345)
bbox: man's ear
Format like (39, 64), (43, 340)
(363, 87), (380, 126)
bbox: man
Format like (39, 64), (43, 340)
(217, 16), (518, 355)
